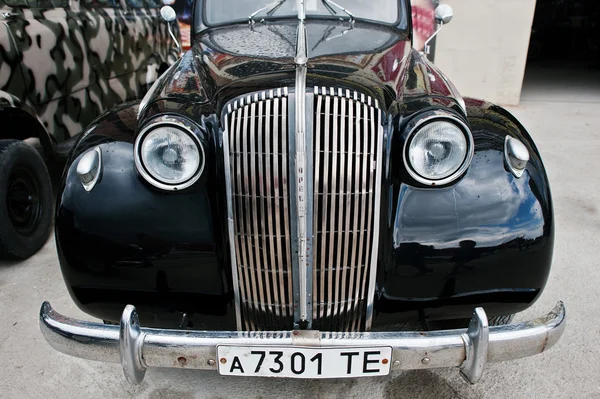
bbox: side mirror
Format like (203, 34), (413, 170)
(423, 4), (454, 58)
(160, 6), (182, 56)
(160, 5), (177, 23)
(434, 4), (454, 25)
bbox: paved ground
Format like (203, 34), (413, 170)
(1, 65), (599, 398)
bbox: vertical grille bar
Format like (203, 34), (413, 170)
(328, 94), (339, 319)
(312, 93), (322, 321)
(224, 90), (293, 330)
(334, 94), (346, 319)
(224, 88), (382, 332)
(352, 99), (368, 330)
(249, 101), (268, 318)
(340, 93), (353, 319)
(321, 90), (332, 319)
(257, 99), (274, 318)
(345, 95), (358, 324)
(280, 96), (294, 319)
(365, 105), (384, 330)
(223, 109), (243, 331)
(312, 88), (382, 331)
(233, 105), (254, 330)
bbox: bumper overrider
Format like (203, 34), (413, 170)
(39, 301), (565, 385)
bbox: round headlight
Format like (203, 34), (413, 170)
(404, 115), (473, 186)
(135, 118), (205, 190)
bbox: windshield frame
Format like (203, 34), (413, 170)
(194, 0), (410, 33)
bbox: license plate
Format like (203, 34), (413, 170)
(217, 346), (392, 378)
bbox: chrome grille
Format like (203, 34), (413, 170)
(223, 87), (383, 331)
(312, 87), (383, 331)
(223, 89), (294, 330)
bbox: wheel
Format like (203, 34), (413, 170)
(0, 140), (53, 260)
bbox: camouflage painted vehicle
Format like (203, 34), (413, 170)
(0, 0), (179, 259)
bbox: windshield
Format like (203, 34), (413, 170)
(202, 0), (406, 27)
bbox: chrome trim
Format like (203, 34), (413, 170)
(40, 301), (566, 385)
(364, 106), (384, 330)
(222, 122), (243, 331)
(294, 15), (310, 326)
(346, 93), (359, 322)
(504, 136), (530, 178)
(224, 87), (382, 331)
(294, 66), (309, 326)
(296, 0), (305, 20)
(295, 19), (308, 65)
(76, 147), (102, 192)
(402, 110), (474, 187)
(222, 89), (293, 330)
(305, 91), (315, 325)
(460, 308), (489, 384)
(329, 93), (340, 317)
(133, 115), (206, 191)
(288, 93), (301, 328)
(312, 88), (383, 331)
(281, 96), (294, 322)
(119, 305), (146, 385)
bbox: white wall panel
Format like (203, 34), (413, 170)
(434, 0), (536, 105)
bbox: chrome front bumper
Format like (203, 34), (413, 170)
(39, 301), (565, 385)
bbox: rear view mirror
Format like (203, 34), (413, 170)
(423, 4), (455, 57)
(160, 6), (177, 23)
(435, 4), (454, 25)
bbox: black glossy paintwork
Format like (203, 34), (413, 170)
(56, 14), (554, 329)
(371, 99), (553, 326)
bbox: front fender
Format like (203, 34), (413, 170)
(55, 104), (233, 328)
(376, 98), (553, 322)
(67, 100), (141, 164)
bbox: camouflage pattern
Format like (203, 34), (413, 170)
(0, 0), (178, 142)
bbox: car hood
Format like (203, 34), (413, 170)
(146, 19), (463, 116)
(194, 20), (411, 102)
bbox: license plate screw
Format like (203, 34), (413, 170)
(177, 356), (187, 366)
(207, 359), (216, 366)
(382, 358), (389, 365)
(220, 358), (227, 364)
(293, 330), (299, 336)
(422, 357), (431, 365)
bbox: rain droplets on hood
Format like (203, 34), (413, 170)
(202, 24), (297, 60)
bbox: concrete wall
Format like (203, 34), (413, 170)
(434, 0), (536, 105)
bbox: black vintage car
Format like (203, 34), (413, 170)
(41, 0), (565, 384)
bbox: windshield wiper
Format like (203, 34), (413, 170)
(321, 0), (355, 24)
(248, 0), (288, 28)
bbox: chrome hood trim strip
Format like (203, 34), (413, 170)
(293, 1), (312, 327)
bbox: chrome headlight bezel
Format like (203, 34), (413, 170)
(403, 111), (474, 186)
(134, 115), (206, 191)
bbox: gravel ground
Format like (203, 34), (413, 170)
(1, 65), (599, 398)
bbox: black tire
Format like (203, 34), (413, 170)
(0, 140), (53, 260)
